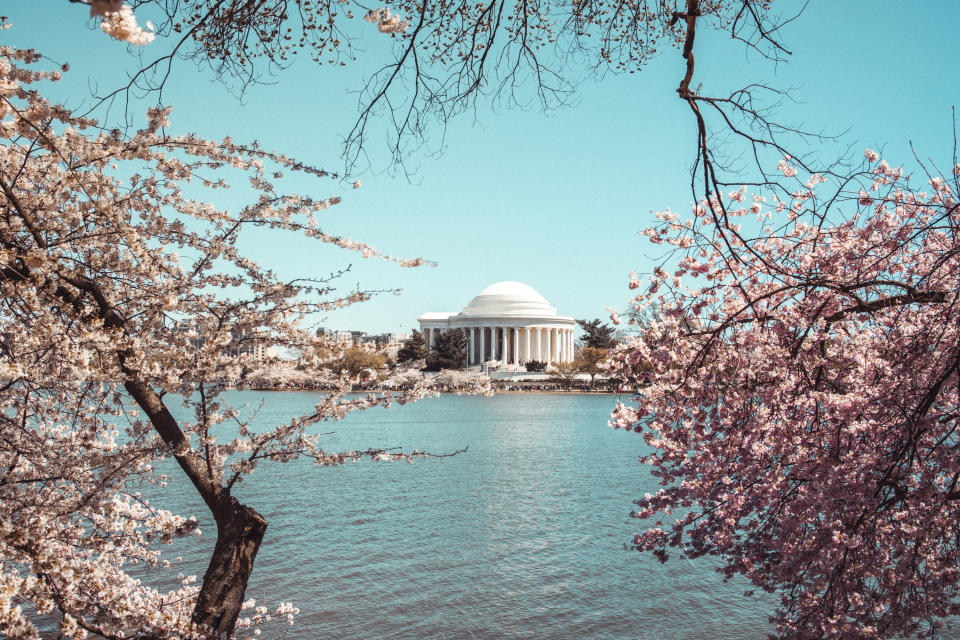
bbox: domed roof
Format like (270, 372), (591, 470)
(459, 281), (557, 317)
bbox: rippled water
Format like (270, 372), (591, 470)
(150, 392), (776, 639)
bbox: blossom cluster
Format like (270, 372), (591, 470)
(608, 151), (960, 639)
(89, 0), (155, 46)
(363, 7), (409, 34)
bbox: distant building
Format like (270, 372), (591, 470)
(226, 329), (266, 361)
(315, 327), (354, 346)
(417, 281), (576, 366)
(175, 322), (266, 362)
(315, 327), (410, 358)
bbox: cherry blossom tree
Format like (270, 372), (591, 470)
(381, 367), (425, 390)
(0, 44), (454, 638)
(607, 150), (960, 639)
(434, 368), (490, 393)
(243, 360), (330, 388)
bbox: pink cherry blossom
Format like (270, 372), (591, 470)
(609, 151), (960, 639)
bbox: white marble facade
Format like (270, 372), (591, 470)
(417, 281), (577, 366)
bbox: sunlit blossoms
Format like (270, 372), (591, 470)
(609, 151), (960, 639)
(363, 8), (409, 34)
(89, 0), (155, 46)
(0, 45), (438, 637)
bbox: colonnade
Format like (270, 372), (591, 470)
(422, 325), (575, 366)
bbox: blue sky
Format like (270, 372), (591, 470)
(6, 2), (960, 333)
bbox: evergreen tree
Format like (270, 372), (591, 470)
(396, 329), (428, 363)
(425, 329), (468, 371)
(576, 318), (617, 349)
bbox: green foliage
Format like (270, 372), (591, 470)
(577, 318), (617, 349)
(525, 360), (547, 372)
(333, 347), (387, 378)
(396, 329), (428, 363)
(425, 329), (468, 371)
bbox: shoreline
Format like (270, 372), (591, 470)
(229, 386), (623, 395)
(488, 389), (618, 395)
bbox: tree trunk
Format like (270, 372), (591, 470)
(191, 500), (268, 638)
(119, 379), (268, 638)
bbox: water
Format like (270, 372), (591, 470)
(147, 392), (775, 639)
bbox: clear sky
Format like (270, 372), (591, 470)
(5, 2), (960, 334)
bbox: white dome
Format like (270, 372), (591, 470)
(459, 281), (557, 317)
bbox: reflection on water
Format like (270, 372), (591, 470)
(146, 392), (775, 639)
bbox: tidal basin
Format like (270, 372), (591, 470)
(154, 392), (775, 639)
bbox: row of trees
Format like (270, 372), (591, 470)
(254, 319), (618, 388)
(396, 329), (469, 371)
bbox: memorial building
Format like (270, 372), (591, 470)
(418, 281), (577, 367)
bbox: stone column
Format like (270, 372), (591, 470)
(475, 327), (481, 364)
(513, 327), (519, 365)
(525, 327), (531, 363)
(545, 328), (552, 366)
(424, 327), (431, 352)
(517, 327), (523, 364)
(479, 326), (486, 363)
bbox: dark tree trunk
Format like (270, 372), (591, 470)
(191, 501), (268, 637)
(121, 378), (269, 638)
